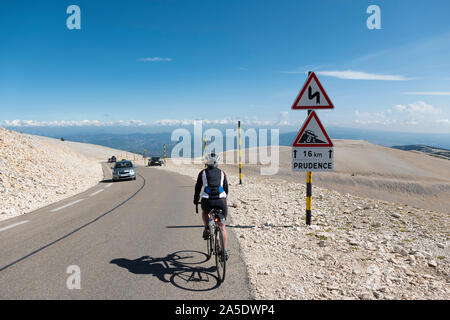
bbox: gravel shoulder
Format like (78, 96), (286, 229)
(221, 141), (450, 213)
(162, 157), (449, 300)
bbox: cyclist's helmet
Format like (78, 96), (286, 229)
(206, 152), (220, 168)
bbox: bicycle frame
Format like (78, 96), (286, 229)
(195, 203), (226, 283)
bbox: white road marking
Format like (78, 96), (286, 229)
(0, 220), (30, 233)
(105, 183), (112, 188)
(51, 199), (84, 212)
(89, 189), (104, 197)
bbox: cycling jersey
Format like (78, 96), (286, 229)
(194, 167), (228, 200)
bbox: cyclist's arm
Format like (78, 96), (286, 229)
(194, 170), (203, 203)
(223, 172), (229, 195)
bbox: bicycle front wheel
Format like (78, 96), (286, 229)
(215, 226), (226, 283)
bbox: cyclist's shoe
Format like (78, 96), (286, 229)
(202, 228), (210, 240)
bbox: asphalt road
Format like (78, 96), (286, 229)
(0, 164), (252, 299)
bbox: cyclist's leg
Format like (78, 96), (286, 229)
(217, 221), (227, 249)
(217, 197), (228, 249)
(201, 211), (209, 227)
(200, 198), (209, 226)
(200, 198), (211, 239)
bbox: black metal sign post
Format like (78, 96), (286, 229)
(291, 71), (334, 225)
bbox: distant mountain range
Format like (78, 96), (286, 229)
(7, 125), (450, 157)
(391, 145), (450, 160)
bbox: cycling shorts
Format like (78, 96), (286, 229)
(201, 197), (227, 222)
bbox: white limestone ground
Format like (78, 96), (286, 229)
(0, 127), (104, 221)
(163, 159), (449, 300)
(25, 133), (146, 166)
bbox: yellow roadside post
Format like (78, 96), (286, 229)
(306, 116), (312, 225)
(204, 135), (207, 168)
(238, 121), (242, 185)
(164, 144), (166, 166)
(306, 72), (312, 225)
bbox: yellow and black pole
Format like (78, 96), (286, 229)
(163, 144), (166, 166)
(204, 135), (207, 168)
(238, 120), (242, 185)
(306, 169), (312, 225)
(306, 71), (312, 225)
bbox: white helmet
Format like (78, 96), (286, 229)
(206, 152), (220, 167)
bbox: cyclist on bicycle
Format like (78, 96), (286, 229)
(193, 152), (229, 257)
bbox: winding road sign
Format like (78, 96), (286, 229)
(291, 72), (334, 110)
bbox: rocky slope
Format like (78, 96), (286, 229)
(0, 127), (103, 221)
(220, 142), (450, 213)
(163, 159), (449, 300)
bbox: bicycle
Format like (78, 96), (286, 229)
(196, 203), (227, 283)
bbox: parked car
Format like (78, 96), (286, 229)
(108, 156), (117, 163)
(112, 160), (136, 181)
(148, 156), (163, 166)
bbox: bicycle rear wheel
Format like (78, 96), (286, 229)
(215, 226), (226, 283)
(205, 227), (213, 261)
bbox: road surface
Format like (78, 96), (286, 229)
(0, 164), (252, 299)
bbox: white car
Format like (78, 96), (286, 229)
(112, 160), (136, 181)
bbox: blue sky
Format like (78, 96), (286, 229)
(1, 0), (449, 133)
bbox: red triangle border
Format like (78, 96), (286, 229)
(291, 72), (334, 110)
(292, 111), (334, 147)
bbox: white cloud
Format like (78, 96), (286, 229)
(354, 119), (397, 125)
(153, 119), (199, 126)
(392, 104), (406, 112)
(2, 115), (295, 128)
(352, 101), (447, 131)
(353, 111), (397, 126)
(2, 120), (148, 127)
(277, 111), (290, 126)
(138, 57), (172, 62)
(152, 117), (286, 127)
(403, 92), (450, 96)
(393, 101), (441, 115)
(315, 70), (411, 81)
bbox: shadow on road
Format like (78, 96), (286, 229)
(110, 250), (221, 291)
(166, 225), (204, 229)
(0, 175), (146, 273)
(166, 224), (257, 229)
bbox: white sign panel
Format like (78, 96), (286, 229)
(292, 147), (334, 172)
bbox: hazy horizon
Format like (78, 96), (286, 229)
(5, 124), (450, 154)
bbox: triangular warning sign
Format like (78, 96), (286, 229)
(291, 72), (334, 110)
(292, 111), (333, 147)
